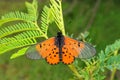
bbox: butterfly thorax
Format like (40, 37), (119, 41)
(55, 32), (65, 61)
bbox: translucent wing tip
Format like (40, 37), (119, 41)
(79, 43), (96, 58)
(26, 45), (41, 59)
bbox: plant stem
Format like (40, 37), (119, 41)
(110, 50), (118, 80)
(68, 64), (83, 80)
(34, 21), (48, 39)
(59, 0), (65, 35)
(110, 68), (117, 80)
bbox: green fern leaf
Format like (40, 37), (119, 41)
(0, 11), (35, 26)
(41, 6), (54, 35)
(25, 0), (38, 20)
(97, 39), (120, 71)
(105, 39), (120, 55)
(106, 54), (120, 70)
(10, 47), (29, 59)
(0, 30), (43, 54)
(50, 0), (65, 35)
(0, 18), (18, 26)
(0, 22), (38, 38)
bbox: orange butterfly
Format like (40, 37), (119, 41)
(26, 32), (96, 65)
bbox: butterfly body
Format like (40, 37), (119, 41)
(26, 32), (96, 65)
(55, 32), (65, 61)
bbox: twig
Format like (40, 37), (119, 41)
(85, 0), (101, 31)
(110, 50), (118, 80)
(63, 0), (78, 15)
(68, 64), (83, 80)
(110, 68), (117, 80)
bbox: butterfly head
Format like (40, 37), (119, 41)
(57, 32), (63, 37)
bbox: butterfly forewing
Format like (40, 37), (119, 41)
(26, 37), (60, 64)
(78, 42), (96, 58)
(63, 37), (96, 59)
(36, 37), (56, 58)
(26, 37), (55, 59)
(26, 45), (42, 59)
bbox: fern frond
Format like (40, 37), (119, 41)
(0, 11), (35, 26)
(25, 0), (38, 20)
(106, 54), (120, 70)
(50, 0), (65, 35)
(105, 39), (120, 55)
(41, 6), (54, 35)
(0, 22), (38, 38)
(10, 47), (29, 59)
(0, 30), (43, 54)
(96, 39), (120, 71)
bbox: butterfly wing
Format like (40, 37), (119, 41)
(62, 46), (75, 64)
(45, 45), (60, 64)
(26, 45), (42, 59)
(62, 37), (96, 64)
(26, 37), (60, 64)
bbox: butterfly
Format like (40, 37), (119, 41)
(26, 32), (96, 65)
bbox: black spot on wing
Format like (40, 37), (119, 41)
(78, 42), (80, 47)
(64, 47), (66, 49)
(66, 51), (68, 53)
(54, 55), (56, 57)
(48, 44), (50, 46)
(56, 52), (59, 54)
(39, 44), (42, 48)
(74, 42), (76, 44)
(52, 49), (53, 51)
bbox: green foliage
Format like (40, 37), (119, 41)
(0, 22), (37, 38)
(0, 0), (63, 58)
(49, 0), (65, 35)
(73, 39), (120, 80)
(41, 5), (54, 35)
(10, 47), (29, 59)
(25, 0), (38, 20)
(0, 0), (43, 56)
(0, 11), (35, 25)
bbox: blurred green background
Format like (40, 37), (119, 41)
(0, 0), (120, 80)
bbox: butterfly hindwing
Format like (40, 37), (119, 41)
(62, 45), (75, 64)
(45, 46), (60, 64)
(63, 37), (96, 59)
